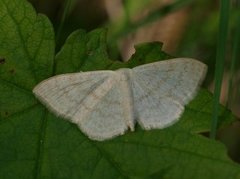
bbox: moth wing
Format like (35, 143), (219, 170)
(33, 71), (134, 140)
(132, 58), (207, 129)
(76, 73), (134, 141)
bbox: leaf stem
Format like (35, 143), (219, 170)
(56, 0), (74, 46)
(210, 0), (230, 139)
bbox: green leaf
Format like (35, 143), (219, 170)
(0, 0), (240, 178)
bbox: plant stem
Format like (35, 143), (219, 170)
(56, 0), (74, 46)
(210, 0), (230, 139)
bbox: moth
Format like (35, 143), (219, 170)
(33, 58), (207, 141)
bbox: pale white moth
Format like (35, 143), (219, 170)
(33, 58), (207, 141)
